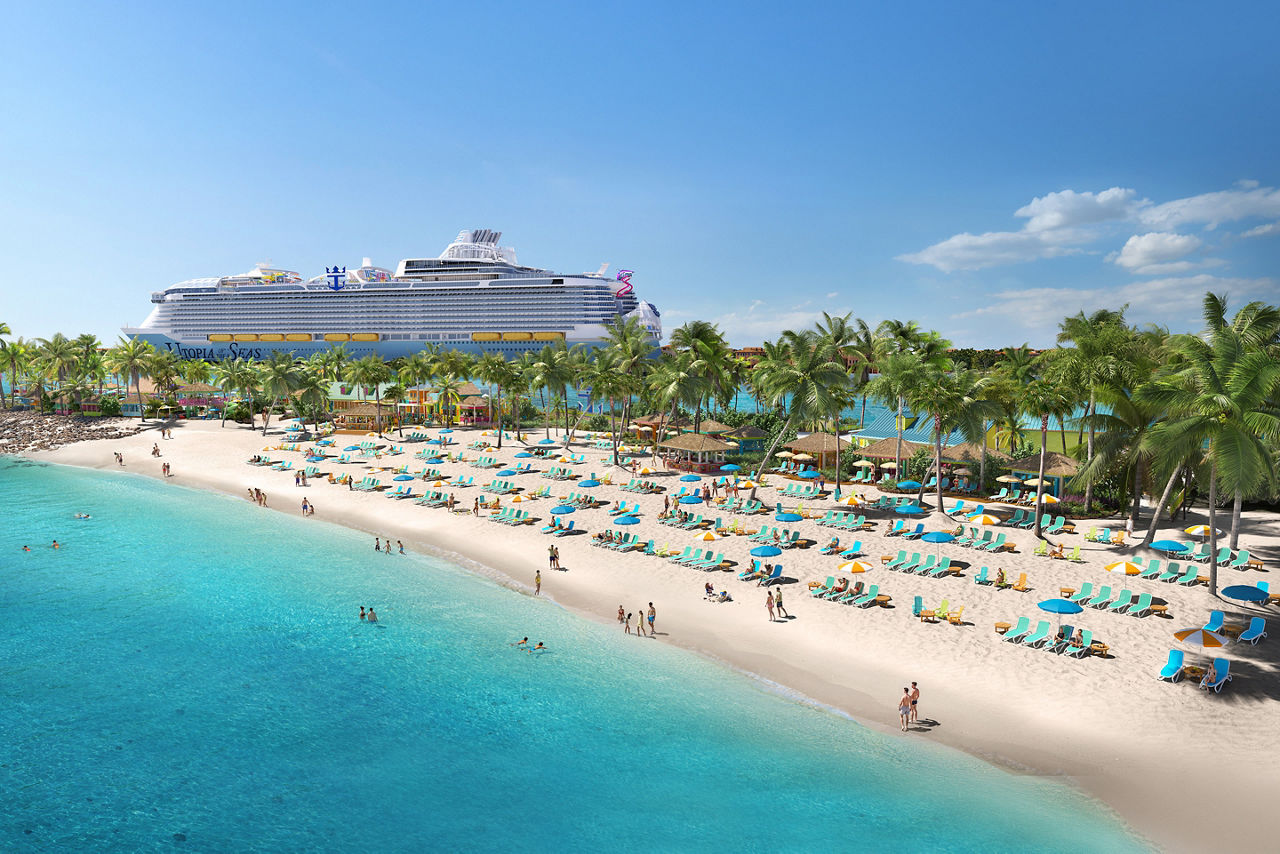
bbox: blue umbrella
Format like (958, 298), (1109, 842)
(796, 470), (820, 479)
(721, 464), (741, 472)
(775, 512), (803, 523)
(921, 532), (955, 544)
(1222, 585), (1269, 603)
(439, 428), (453, 433)
(551, 505), (576, 514)
(496, 469), (516, 477)
(579, 479), (601, 488)
(539, 438), (556, 444)
(424, 458), (444, 465)
(515, 452), (533, 458)
(1150, 540), (1190, 553)
(1038, 598), (1083, 614)
(896, 505), (925, 515)
(615, 515), (640, 525)
(393, 475), (414, 481)
(679, 494), (703, 505)
(898, 480), (922, 489)
(425, 439), (441, 445)
(751, 545), (783, 557)
(679, 474), (702, 482)
(344, 445), (360, 451)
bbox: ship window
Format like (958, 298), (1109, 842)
(552, 278), (563, 284)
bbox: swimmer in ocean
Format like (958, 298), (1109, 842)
(22, 545), (31, 552)
(525, 641), (546, 654)
(511, 637), (529, 647)
(367, 608), (378, 622)
(51, 540), (60, 549)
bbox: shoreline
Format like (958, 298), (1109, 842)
(24, 420), (1280, 852)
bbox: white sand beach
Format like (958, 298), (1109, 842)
(31, 420), (1280, 853)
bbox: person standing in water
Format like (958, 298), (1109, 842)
(534, 570), (541, 596)
(359, 606), (366, 620)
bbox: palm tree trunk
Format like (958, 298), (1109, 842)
(1083, 395), (1095, 512)
(135, 375), (144, 424)
(1033, 417), (1048, 539)
(833, 412), (842, 499)
(1142, 466), (1181, 547)
(1207, 457), (1219, 595)
(751, 411), (795, 502)
(859, 394), (866, 430)
(934, 415), (944, 512)
(978, 421), (988, 494)
(1128, 455), (1144, 531)
(495, 387), (503, 449)
(894, 396), (904, 475)
(1228, 492), (1243, 550)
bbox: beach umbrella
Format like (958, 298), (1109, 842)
(996, 475), (1022, 483)
(1038, 597), (1084, 632)
(896, 504), (924, 515)
(344, 445), (360, 451)
(439, 428), (453, 433)
(678, 494), (703, 505)
(496, 469), (516, 477)
(852, 459), (875, 468)
(1022, 478), (1049, 487)
(1221, 585), (1269, 604)
(737, 480), (758, 489)
(879, 461), (897, 470)
(921, 532), (955, 544)
(1150, 540), (1190, 554)
(775, 512), (803, 522)
(614, 515), (640, 525)
(1184, 525), (1222, 541)
(796, 470), (820, 479)
(425, 457), (444, 465)
(776, 451), (794, 458)
(720, 464), (741, 472)
(550, 505), (576, 515)
(793, 453), (814, 461)
(838, 494), (863, 506)
(638, 467), (655, 475)
(539, 438), (556, 444)
(969, 513), (1002, 526)
(393, 474), (414, 481)
(1105, 560), (1143, 575)
(1174, 628), (1229, 649)
(750, 545), (783, 557)
(1036, 494), (1060, 504)
(953, 467), (973, 476)
(514, 452), (533, 458)
(680, 474), (702, 482)
(898, 480), (922, 489)
(837, 560), (872, 574)
(579, 479), (601, 488)
(696, 531), (720, 541)
(432, 480), (446, 487)
(511, 495), (523, 502)
(425, 439), (441, 445)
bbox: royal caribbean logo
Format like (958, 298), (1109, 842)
(615, 269), (634, 296)
(326, 266), (347, 291)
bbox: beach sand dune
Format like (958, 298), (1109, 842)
(31, 420), (1280, 853)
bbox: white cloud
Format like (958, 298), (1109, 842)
(1108, 231), (1215, 275)
(1014, 187), (1139, 232)
(1242, 221), (1280, 238)
(708, 304), (842, 346)
(896, 229), (1088, 272)
(825, 291), (839, 299)
(955, 274), (1277, 336)
(1138, 184), (1280, 230)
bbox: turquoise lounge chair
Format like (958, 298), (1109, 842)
(1002, 617), (1032, 643)
(1158, 649), (1184, 682)
(1228, 549), (1253, 570)
(1021, 620), (1052, 648)
(1200, 658), (1231, 692)
(885, 550), (909, 570)
(1239, 617), (1267, 645)
(1139, 559), (1163, 580)
(1085, 585), (1113, 608)
(1126, 592), (1153, 617)
(1203, 610), (1224, 633)
(1069, 582), (1095, 604)
(1107, 590), (1135, 613)
(973, 566), (991, 585)
(853, 584), (881, 608)
(1066, 629), (1093, 657)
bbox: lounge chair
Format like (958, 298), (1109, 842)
(1174, 566), (1200, 586)
(1156, 561), (1182, 583)
(853, 584), (881, 608)
(934, 599), (951, 621)
(884, 549), (909, 570)
(1069, 582), (1095, 604)
(759, 565), (783, 586)
(973, 566), (991, 585)
(946, 606), (965, 625)
(1228, 549), (1253, 570)
(1010, 573), (1029, 592)
(1202, 610), (1224, 633)
(927, 557), (953, 578)
(1021, 620), (1052, 648)
(1126, 592), (1153, 617)
(1002, 616), (1032, 643)
(1138, 559), (1163, 580)
(1085, 585), (1113, 608)
(810, 576), (836, 597)
(1200, 658), (1231, 693)
(1157, 649), (1184, 682)
(1106, 590), (1135, 613)
(737, 560), (764, 580)
(1066, 545), (1083, 562)
(1239, 617), (1267, 645)
(1066, 629), (1093, 657)
(1047, 624), (1075, 653)
(838, 541), (864, 558)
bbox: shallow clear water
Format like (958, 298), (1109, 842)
(0, 458), (1148, 852)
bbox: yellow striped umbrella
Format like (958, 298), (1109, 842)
(639, 467), (655, 475)
(1174, 628), (1229, 648)
(1105, 560), (1143, 575)
(696, 531), (720, 541)
(1037, 494), (1060, 504)
(852, 460), (876, 468)
(837, 560), (873, 574)
(970, 513), (1002, 525)
(838, 494), (863, 506)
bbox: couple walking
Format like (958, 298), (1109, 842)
(765, 589), (788, 621)
(897, 682), (920, 731)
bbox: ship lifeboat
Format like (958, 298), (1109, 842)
(286, 333), (312, 342)
(351, 333), (380, 342)
(471, 332), (502, 342)
(501, 331), (533, 341)
(208, 334), (233, 342)
(258, 333), (285, 342)
(234, 334), (259, 342)
(533, 331), (565, 341)
(324, 333), (351, 342)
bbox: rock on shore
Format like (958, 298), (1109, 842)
(0, 410), (142, 454)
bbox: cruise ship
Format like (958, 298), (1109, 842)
(123, 230), (662, 361)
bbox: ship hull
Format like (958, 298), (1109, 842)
(129, 331), (627, 361)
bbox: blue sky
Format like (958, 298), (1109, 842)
(2, 1), (1277, 347)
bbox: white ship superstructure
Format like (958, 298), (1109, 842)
(124, 230), (662, 360)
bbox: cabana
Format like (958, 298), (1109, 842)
(723, 424), (767, 453)
(785, 432), (850, 470)
(457, 395), (493, 426)
(660, 432), (736, 473)
(1006, 451), (1079, 497)
(853, 436), (928, 462)
(335, 402), (395, 433)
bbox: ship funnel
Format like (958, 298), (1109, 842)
(362, 257), (373, 268)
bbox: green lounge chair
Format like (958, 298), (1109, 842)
(810, 576), (836, 597)
(1107, 590), (1135, 613)
(1066, 629), (1093, 657)
(1069, 582), (1095, 604)
(1125, 592), (1153, 617)
(927, 557), (953, 578)
(1002, 616), (1032, 643)
(1139, 559), (1163, 579)
(1021, 620), (1052, 648)
(1156, 562), (1182, 583)
(854, 584), (881, 608)
(1174, 566), (1199, 586)
(1085, 585), (1113, 608)
(1228, 549), (1253, 570)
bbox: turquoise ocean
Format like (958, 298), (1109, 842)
(0, 458), (1147, 852)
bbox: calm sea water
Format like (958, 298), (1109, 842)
(0, 458), (1147, 852)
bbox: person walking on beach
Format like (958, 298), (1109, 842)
(398, 540), (404, 554)
(635, 606), (646, 637)
(295, 472), (301, 487)
(301, 498), (309, 516)
(899, 689), (911, 731)
(774, 588), (787, 618)
(766, 591), (776, 622)
(647, 602), (656, 635)
(617, 605), (625, 625)
(115, 452), (123, 465)
(548, 545), (557, 570)
(910, 682), (920, 723)
(375, 537), (381, 551)
(535, 570), (541, 596)
(624, 612), (633, 634)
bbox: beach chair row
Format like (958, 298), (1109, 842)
(816, 511), (870, 531)
(1159, 653), (1234, 690)
(866, 496), (917, 511)
(1002, 618), (1093, 655)
(954, 528), (1011, 552)
(911, 596), (965, 624)
(469, 455), (501, 469)
(820, 539), (864, 557)
(413, 490), (451, 508)
(1081, 528), (1129, 546)
(386, 485), (416, 499)
(722, 497), (764, 514)
(779, 482), (820, 499)
(747, 526), (800, 548)
(540, 518), (576, 536)
(971, 567), (1029, 591)
(541, 465), (576, 480)
(737, 560), (783, 585)
(619, 478), (660, 494)
(560, 491), (600, 508)
(482, 479), (517, 494)
(883, 550), (956, 578)
(485, 507), (531, 526)
(664, 547), (726, 570)
(608, 500), (640, 516)
(590, 531), (643, 552)
(1064, 583), (1156, 616)
(883, 520), (925, 538)
(661, 512), (705, 529)
(353, 476), (382, 492)
(810, 578), (884, 607)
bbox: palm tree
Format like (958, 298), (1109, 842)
(433, 373), (464, 427)
(579, 349), (632, 463)
(211, 358), (252, 427)
(905, 368), (997, 512)
(180, 358), (213, 388)
(603, 315), (656, 434)
(258, 352), (301, 435)
(1020, 379), (1074, 539)
(292, 369), (332, 433)
(1072, 385), (1164, 531)
(648, 351), (709, 458)
(104, 337), (155, 422)
(0, 335), (25, 408)
(35, 333), (80, 398)
(348, 355), (392, 433)
(751, 329), (848, 483)
(817, 312), (860, 496)
(475, 352), (516, 448)
(865, 350), (925, 474)
(1139, 294), (1280, 593)
(382, 383), (406, 435)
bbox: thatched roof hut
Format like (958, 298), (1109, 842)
(854, 436), (928, 460)
(1007, 451), (1079, 477)
(940, 442), (1010, 464)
